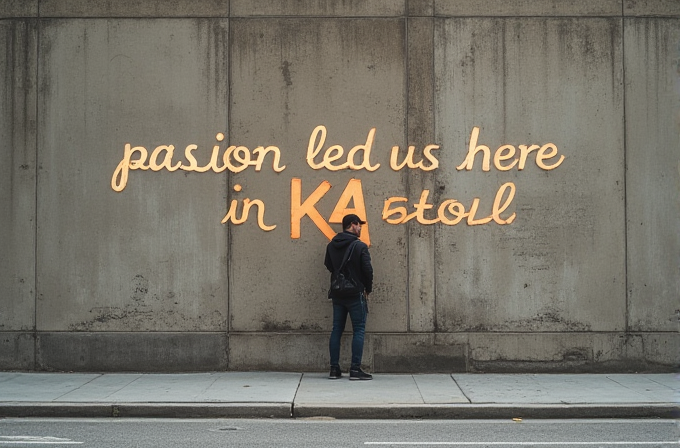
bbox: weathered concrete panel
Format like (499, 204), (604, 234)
(434, 18), (625, 332)
(408, 0), (434, 17)
(230, 333), (467, 373)
(228, 18), (408, 334)
(230, 1), (404, 17)
(624, 333), (680, 367)
(228, 333), (335, 371)
(39, 0), (229, 17)
(467, 332), (678, 372)
(0, 1), (37, 18)
(407, 17), (437, 332)
(0, 20), (37, 332)
(36, 19), (229, 331)
(624, 0), (680, 17)
(625, 18), (680, 332)
(372, 334), (467, 372)
(0, 333), (35, 370)
(435, 0), (621, 17)
(230, 332), (678, 372)
(37, 332), (228, 371)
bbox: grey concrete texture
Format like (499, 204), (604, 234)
(0, 7), (678, 373)
(36, 19), (230, 332)
(0, 333), (34, 371)
(244, 330), (678, 374)
(408, 0), (434, 17)
(227, 333), (331, 372)
(226, 331), (677, 373)
(0, 372), (677, 419)
(407, 17), (437, 333)
(0, 371), (298, 418)
(0, 20), (37, 333)
(453, 373), (679, 404)
(371, 334), (466, 372)
(294, 373), (469, 405)
(3, 0), (680, 19)
(465, 332), (679, 372)
(624, 18), (680, 333)
(434, 17), (626, 333)
(624, 0), (680, 17)
(36, 332), (228, 371)
(0, 1), (37, 18)
(435, 0), (623, 17)
(432, 0), (680, 17)
(230, 0), (405, 17)
(227, 333), (467, 373)
(38, 0), (230, 17)
(0, 371), (300, 402)
(227, 18), (408, 334)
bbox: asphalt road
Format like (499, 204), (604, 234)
(0, 418), (678, 447)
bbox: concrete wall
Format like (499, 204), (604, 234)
(0, 0), (678, 372)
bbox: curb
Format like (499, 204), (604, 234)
(0, 403), (292, 419)
(292, 403), (680, 419)
(1, 403), (677, 420)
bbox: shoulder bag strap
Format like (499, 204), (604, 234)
(337, 240), (359, 272)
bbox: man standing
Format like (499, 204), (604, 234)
(324, 214), (373, 380)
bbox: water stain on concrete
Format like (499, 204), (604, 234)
(280, 60), (293, 86)
(67, 275), (225, 331)
(261, 319), (323, 332)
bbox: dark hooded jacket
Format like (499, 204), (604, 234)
(324, 230), (373, 299)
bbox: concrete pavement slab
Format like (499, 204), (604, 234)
(97, 373), (224, 403)
(198, 372), (302, 403)
(97, 372), (301, 403)
(604, 374), (680, 403)
(295, 373), (431, 405)
(293, 373), (471, 418)
(56, 374), (143, 402)
(637, 374), (680, 389)
(413, 374), (469, 404)
(0, 373), (20, 383)
(0, 373), (101, 401)
(453, 374), (679, 404)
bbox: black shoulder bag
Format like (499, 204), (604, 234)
(328, 240), (362, 300)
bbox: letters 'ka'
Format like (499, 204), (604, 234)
(291, 178), (370, 246)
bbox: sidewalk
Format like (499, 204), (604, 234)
(0, 372), (677, 419)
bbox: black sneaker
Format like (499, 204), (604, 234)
(349, 368), (372, 381)
(329, 366), (342, 379)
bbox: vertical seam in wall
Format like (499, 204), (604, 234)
(431, 15), (437, 333)
(33, 3), (40, 370)
(34, 4), (41, 370)
(226, 16), (232, 368)
(405, 14), (411, 332)
(621, 2), (629, 338)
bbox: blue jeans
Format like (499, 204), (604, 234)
(329, 294), (367, 370)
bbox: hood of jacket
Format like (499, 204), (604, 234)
(329, 230), (359, 251)
(325, 231), (359, 271)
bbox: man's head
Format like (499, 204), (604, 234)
(342, 213), (366, 237)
